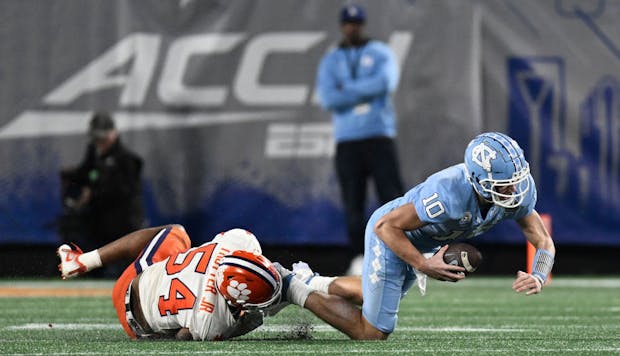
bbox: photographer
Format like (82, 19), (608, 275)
(59, 112), (144, 277)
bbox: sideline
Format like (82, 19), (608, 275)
(0, 280), (113, 297)
(0, 287), (111, 297)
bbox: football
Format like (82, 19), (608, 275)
(443, 243), (483, 274)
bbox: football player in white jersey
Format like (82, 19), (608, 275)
(272, 132), (556, 340)
(57, 225), (311, 341)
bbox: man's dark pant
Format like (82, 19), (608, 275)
(335, 137), (404, 257)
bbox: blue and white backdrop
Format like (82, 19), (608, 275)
(0, 0), (618, 246)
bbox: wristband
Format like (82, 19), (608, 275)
(531, 248), (554, 283)
(532, 274), (544, 286)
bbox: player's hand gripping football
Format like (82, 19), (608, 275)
(417, 245), (466, 282)
(512, 270), (542, 295)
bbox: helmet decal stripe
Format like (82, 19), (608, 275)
(485, 132), (524, 174)
(220, 258), (278, 290)
(229, 254), (277, 282)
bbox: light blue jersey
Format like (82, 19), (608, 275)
(362, 163), (537, 333)
(316, 40), (399, 142)
(370, 163), (536, 251)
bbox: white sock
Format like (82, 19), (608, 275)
(80, 250), (103, 272)
(308, 276), (336, 294)
(287, 278), (314, 307)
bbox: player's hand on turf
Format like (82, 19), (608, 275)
(175, 327), (192, 341)
(512, 270), (542, 295)
(418, 245), (466, 282)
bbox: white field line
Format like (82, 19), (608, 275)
(6, 323), (121, 330)
(401, 307), (620, 313)
(460, 278), (620, 288)
(261, 325), (528, 333)
(541, 279), (620, 288)
(9, 322), (620, 332)
(4, 323), (525, 333)
(3, 349), (620, 355)
(0, 281), (115, 288)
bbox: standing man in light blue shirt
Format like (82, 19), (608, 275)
(317, 4), (404, 274)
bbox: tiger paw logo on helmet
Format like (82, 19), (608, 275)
(215, 250), (282, 309)
(226, 279), (252, 302)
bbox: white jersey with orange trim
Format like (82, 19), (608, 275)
(138, 229), (262, 341)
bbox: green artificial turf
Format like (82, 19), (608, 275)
(1, 277), (619, 355)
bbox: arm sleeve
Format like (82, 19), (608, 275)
(316, 54), (363, 111)
(342, 46), (399, 98)
(224, 311), (264, 339)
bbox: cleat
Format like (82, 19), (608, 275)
(273, 262), (313, 307)
(263, 262), (291, 316)
(292, 261), (318, 285)
(57, 243), (87, 279)
(272, 262), (294, 302)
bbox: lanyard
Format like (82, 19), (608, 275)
(344, 47), (362, 79)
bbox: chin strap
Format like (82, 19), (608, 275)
(532, 249), (554, 284)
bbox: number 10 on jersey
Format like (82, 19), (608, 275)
(422, 192), (445, 219)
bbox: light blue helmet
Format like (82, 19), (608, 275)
(464, 132), (530, 208)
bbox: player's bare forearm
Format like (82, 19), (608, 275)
(374, 204), (464, 281)
(98, 225), (184, 264)
(226, 311), (264, 338)
(375, 221), (425, 268)
(514, 211), (555, 295)
(517, 211), (555, 254)
(374, 222), (464, 281)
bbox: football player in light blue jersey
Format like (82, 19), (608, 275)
(276, 132), (555, 340)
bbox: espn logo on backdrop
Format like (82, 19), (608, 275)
(265, 123), (334, 158)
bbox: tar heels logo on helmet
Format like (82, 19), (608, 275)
(471, 143), (497, 172)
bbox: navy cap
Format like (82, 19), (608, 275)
(340, 4), (366, 24)
(89, 112), (115, 139)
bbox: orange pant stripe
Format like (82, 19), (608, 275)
(111, 226), (191, 339)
